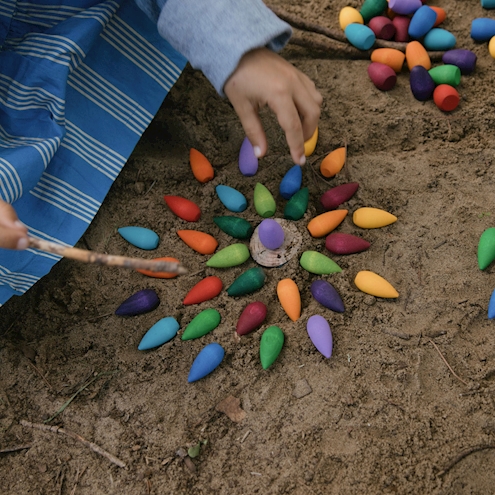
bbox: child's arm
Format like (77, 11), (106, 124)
(224, 47), (322, 165)
(155, 0), (322, 164)
(0, 200), (28, 250)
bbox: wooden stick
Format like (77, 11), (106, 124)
(28, 237), (187, 274)
(0, 444), (31, 454)
(437, 444), (495, 477)
(44, 370), (117, 424)
(268, 5), (445, 60)
(429, 339), (469, 387)
(20, 420), (126, 468)
(289, 35), (369, 59)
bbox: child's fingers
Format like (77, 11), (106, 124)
(0, 201), (28, 250)
(231, 99), (268, 158)
(296, 77), (323, 141)
(268, 93), (307, 165)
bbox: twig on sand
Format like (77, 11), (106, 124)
(70, 466), (87, 495)
(429, 339), (469, 387)
(290, 34), (369, 59)
(267, 5), (445, 60)
(44, 370), (118, 424)
(20, 420), (126, 468)
(26, 360), (54, 391)
(0, 444), (31, 455)
(437, 444), (495, 477)
(28, 237), (187, 274)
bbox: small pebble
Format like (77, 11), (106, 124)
(292, 378), (312, 399)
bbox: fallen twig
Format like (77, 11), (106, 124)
(44, 370), (118, 424)
(26, 360), (54, 391)
(0, 444), (31, 454)
(429, 339), (469, 386)
(20, 420), (126, 468)
(268, 5), (445, 60)
(383, 329), (412, 340)
(69, 466), (87, 495)
(290, 34), (369, 58)
(28, 237), (187, 274)
(437, 444), (495, 477)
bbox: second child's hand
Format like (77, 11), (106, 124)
(224, 47), (322, 166)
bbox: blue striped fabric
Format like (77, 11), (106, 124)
(0, 0), (186, 306)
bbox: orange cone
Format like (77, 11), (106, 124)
(277, 279), (301, 321)
(177, 230), (218, 255)
(189, 148), (214, 183)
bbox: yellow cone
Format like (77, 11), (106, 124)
(353, 207), (397, 229)
(304, 127), (318, 157)
(354, 270), (399, 298)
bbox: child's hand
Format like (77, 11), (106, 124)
(0, 200), (28, 250)
(224, 47), (322, 165)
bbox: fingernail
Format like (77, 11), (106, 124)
(299, 155), (306, 166)
(253, 146), (262, 158)
(17, 237), (29, 250)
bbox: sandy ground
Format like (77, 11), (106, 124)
(2, 1), (495, 494)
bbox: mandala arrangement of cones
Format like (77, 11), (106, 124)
(116, 134), (401, 382)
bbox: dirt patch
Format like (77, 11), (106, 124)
(2, 1), (495, 494)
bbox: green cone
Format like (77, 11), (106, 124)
(254, 183), (276, 218)
(428, 65), (461, 87)
(181, 308), (221, 340)
(227, 267), (266, 296)
(360, 0), (387, 23)
(284, 187), (309, 221)
(300, 250), (342, 274)
(478, 227), (495, 270)
(206, 243), (250, 268)
(213, 216), (254, 239)
(260, 325), (284, 369)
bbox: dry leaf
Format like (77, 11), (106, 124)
(215, 395), (246, 423)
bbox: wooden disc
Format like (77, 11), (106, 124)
(250, 218), (302, 267)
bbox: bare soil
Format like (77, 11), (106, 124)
(2, 1), (495, 493)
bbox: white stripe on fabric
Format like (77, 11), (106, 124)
(0, 74), (66, 125)
(23, 229), (69, 261)
(23, 248), (61, 261)
(0, 158), (22, 203)
(0, 131), (60, 168)
(112, 16), (183, 79)
(13, 1), (118, 29)
(14, 44), (74, 69)
(14, 33), (86, 69)
(0, 125), (61, 169)
(30, 173), (101, 224)
(75, 1), (120, 28)
(61, 121), (125, 180)
(68, 66), (151, 135)
(101, 17), (181, 91)
(0, 265), (40, 292)
(0, 0), (16, 20)
(28, 226), (71, 247)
